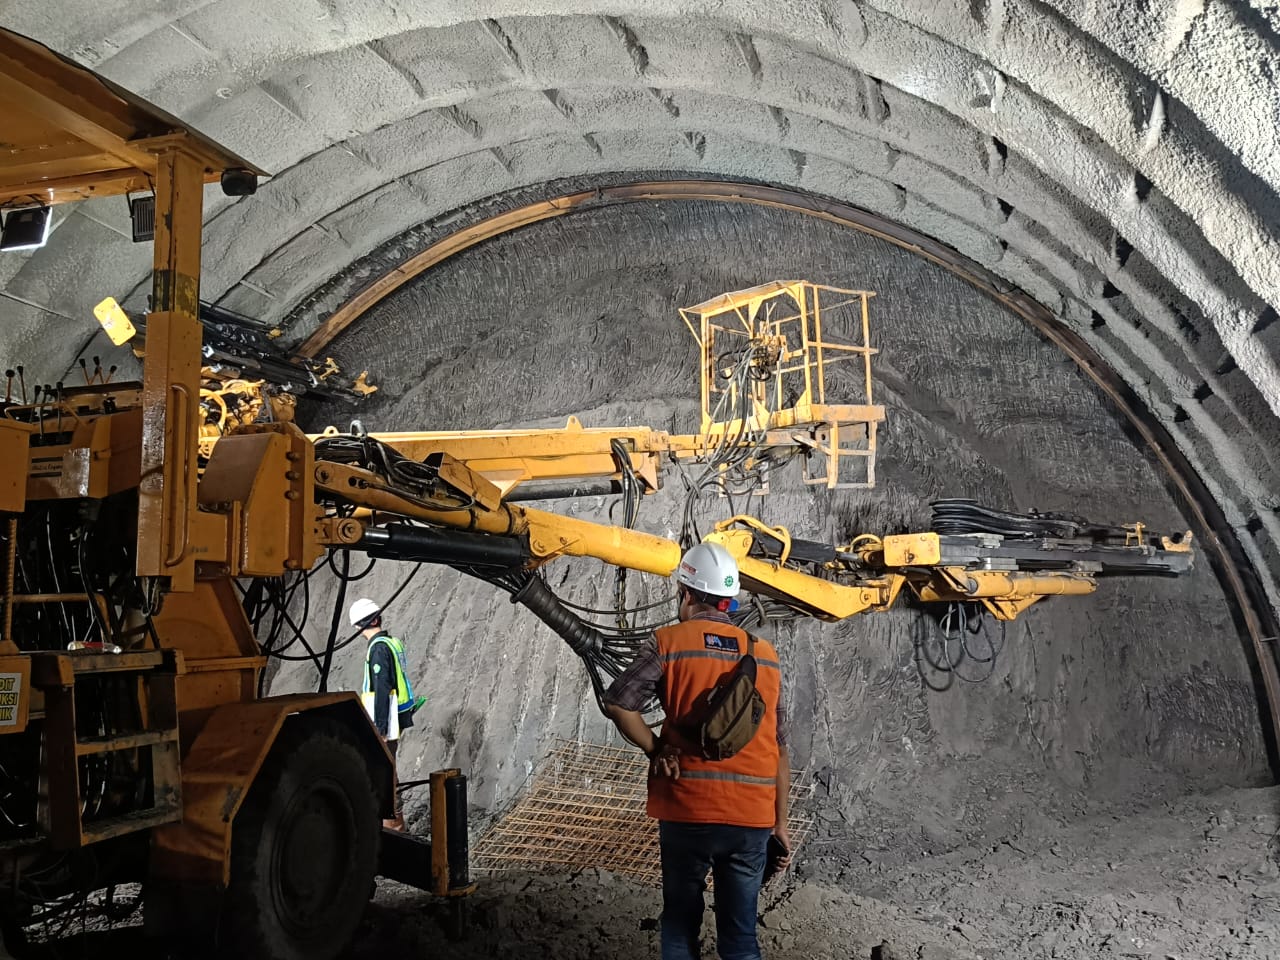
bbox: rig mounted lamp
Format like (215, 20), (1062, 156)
(0, 204), (51, 252)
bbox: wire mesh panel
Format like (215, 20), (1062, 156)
(473, 739), (814, 887)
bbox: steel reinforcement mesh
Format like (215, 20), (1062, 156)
(472, 739), (814, 886)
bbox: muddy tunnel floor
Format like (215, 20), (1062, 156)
(357, 783), (1280, 960)
(11, 781), (1274, 959)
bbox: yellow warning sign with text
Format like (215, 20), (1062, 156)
(0, 660), (30, 733)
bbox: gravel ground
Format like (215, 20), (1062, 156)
(353, 783), (1280, 960)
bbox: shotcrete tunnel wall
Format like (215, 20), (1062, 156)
(270, 197), (1269, 834)
(4, 3), (1280, 644)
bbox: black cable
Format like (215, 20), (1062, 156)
(258, 570), (313, 658)
(316, 549), (349, 693)
(954, 605), (1006, 682)
(448, 567), (662, 714)
(329, 550), (376, 581)
(259, 586), (325, 671)
(262, 562), (423, 663)
(912, 602), (1007, 687)
(555, 591), (676, 617)
(676, 346), (777, 550)
(930, 499), (1087, 539)
(75, 523), (110, 647)
(314, 434), (478, 510)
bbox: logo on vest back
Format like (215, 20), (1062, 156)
(704, 633), (739, 652)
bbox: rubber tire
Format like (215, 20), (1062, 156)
(221, 716), (380, 960)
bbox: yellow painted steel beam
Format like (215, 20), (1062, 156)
(516, 511), (681, 574)
(902, 569), (1097, 621)
(313, 460), (682, 575)
(0, 31), (158, 174)
(706, 527), (895, 620)
(332, 422), (680, 468)
(682, 280), (805, 319)
(136, 148), (204, 591)
(0, 28), (264, 207)
(328, 420), (677, 457)
(0, 168), (153, 206)
(737, 555), (890, 621)
(699, 403), (886, 440)
(325, 420), (677, 494)
(315, 408), (881, 498)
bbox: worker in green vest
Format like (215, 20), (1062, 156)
(351, 597), (425, 831)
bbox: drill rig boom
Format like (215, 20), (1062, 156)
(307, 429), (1193, 627)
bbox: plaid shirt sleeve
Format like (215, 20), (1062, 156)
(775, 687), (789, 749)
(604, 632), (790, 750)
(602, 637), (662, 711)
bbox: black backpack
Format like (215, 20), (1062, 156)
(677, 635), (767, 761)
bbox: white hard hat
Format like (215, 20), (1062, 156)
(675, 542), (740, 598)
(349, 597), (381, 627)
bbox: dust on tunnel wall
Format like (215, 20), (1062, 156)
(268, 200), (1267, 824)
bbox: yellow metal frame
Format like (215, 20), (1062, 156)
(706, 519), (1101, 623)
(0, 31), (395, 900)
(679, 281), (884, 489)
(0, 28), (263, 207)
(320, 417), (670, 499)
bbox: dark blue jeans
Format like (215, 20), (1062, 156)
(658, 820), (771, 960)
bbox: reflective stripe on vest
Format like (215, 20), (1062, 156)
(660, 649), (781, 671)
(646, 619), (782, 828)
(678, 770), (776, 787)
(363, 634), (415, 712)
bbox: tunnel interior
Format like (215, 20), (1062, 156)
(287, 190), (1269, 804)
(267, 189), (1274, 956)
(2, 2), (1280, 957)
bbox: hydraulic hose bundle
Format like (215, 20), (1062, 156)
(930, 499), (1087, 539)
(314, 432), (478, 508)
(505, 573), (660, 707)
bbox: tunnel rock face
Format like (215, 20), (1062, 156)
(268, 201), (1268, 828)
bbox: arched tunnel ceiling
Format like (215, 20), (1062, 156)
(2, 2), (1280, 622)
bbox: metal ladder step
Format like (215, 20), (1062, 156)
(80, 804), (182, 845)
(75, 728), (179, 757)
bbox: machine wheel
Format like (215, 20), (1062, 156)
(222, 716), (381, 960)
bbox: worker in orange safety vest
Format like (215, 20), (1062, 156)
(603, 542), (792, 960)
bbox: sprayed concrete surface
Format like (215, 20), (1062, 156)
(259, 201), (1272, 953)
(1, 1), (1279, 627)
